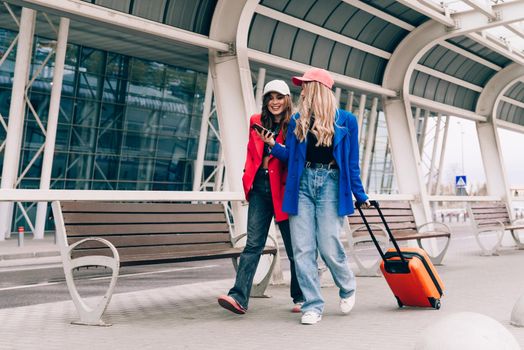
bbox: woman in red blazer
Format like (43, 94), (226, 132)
(218, 80), (304, 314)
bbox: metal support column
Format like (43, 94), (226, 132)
(475, 63), (523, 213)
(427, 114), (442, 194)
(34, 17), (70, 239)
(334, 87), (341, 108)
(413, 107), (421, 138)
(361, 97), (378, 189)
(357, 94), (367, 143)
(0, 8), (36, 240)
(418, 110), (430, 155)
(435, 116), (450, 195)
(192, 73), (214, 191)
(254, 67), (266, 110)
(346, 91), (354, 113)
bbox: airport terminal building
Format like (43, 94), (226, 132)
(0, 0), (524, 239)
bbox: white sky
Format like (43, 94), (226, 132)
(437, 117), (524, 189)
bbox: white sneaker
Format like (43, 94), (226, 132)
(340, 293), (356, 314)
(301, 311), (322, 325)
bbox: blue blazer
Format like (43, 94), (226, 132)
(271, 109), (368, 216)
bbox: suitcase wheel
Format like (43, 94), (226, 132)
(395, 296), (403, 308)
(429, 298), (441, 310)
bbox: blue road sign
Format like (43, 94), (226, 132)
(455, 175), (467, 188)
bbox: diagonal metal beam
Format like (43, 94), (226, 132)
(506, 22), (524, 40)
(341, 0), (415, 31)
(439, 41), (501, 71)
(396, 0), (454, 26)
(450, 0), (524, 35)
(462, 0), (496, 19)
(468, 32), (524, 66)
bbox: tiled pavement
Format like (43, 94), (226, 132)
(0, 226), (523, 349)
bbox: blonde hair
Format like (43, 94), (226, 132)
(294, 81), (337, 146)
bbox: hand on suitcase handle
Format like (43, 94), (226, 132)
(356, 199), (374, 209)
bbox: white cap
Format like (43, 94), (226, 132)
(263, 80), (290, 96)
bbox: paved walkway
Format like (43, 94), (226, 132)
(0, 226), (523, 349)
(0, 233), (59, 267)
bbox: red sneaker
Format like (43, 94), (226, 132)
(218, 295), (246, 315)
(292, 302), (303, 313)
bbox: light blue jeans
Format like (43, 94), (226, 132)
(289, 167), (356, 315)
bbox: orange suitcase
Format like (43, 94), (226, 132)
(357, 201), (444, 309)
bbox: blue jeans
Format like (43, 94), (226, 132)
(289, 167), (356, 315)
(228, 169), (304, 309)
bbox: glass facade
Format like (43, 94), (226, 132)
(0, 28), (220, 230)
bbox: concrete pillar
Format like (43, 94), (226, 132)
(0, 8), (36, 240)
(209, 0), (255, 238)
(475, 63), (524, 210)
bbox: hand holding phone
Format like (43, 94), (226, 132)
(251, 123), (269, 134)
(251, 123), (275, 146)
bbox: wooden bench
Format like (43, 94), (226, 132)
(468, 201), (524, 255)
(345, 201), (451, 276)
(51, 200), (278, 326)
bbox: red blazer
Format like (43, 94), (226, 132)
(242, 114), (288, 222)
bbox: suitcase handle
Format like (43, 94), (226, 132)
(356, 200), (407, 263)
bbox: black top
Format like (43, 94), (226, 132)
(306, 128), (334, 164)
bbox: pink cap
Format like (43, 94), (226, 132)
(292, 67), (334, 89)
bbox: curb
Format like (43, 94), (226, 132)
(0, 250), (60, 261)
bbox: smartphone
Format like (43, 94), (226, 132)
(251, 123), (271, 134)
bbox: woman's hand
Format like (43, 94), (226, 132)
(255, 129), (275, 147)
(360, 200), (371, 209)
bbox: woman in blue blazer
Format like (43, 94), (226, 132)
(258, 68), (370, 325)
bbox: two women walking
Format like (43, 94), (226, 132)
(219, 68), (369, 325)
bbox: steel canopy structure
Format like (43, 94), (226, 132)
(0, 0), (523, 240)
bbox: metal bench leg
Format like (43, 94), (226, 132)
(416, 237), (451, 265)
(476, 229), (504, 256)
(231, 234), (278, 298)
(346, 223), (389, 277)
(510, 229), (524, 250)
(63, 239), (120, 326)
(250, 234), (279, 298)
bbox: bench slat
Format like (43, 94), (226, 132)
(356, 209), (413, 216)
(349, 221), (417, 231)
(71, 243), (277, 262)
(348, 215), (415, 224)
(472, 213), (510, 220)
(470, 208), (508, 215)
(68, 233), (231, 248)
(470, 202), (506, 209)
(61, 201), (225, 213)
(64, 222), (230, 236)
(62, 212), (227, 224)
(117, 246), (278, 265)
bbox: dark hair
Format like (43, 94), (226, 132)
(261, 93), (292, 139)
